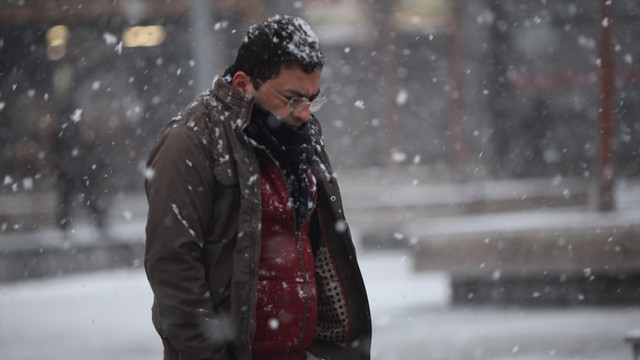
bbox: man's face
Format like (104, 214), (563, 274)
(252, 65), (323, 129)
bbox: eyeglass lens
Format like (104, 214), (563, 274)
(289, 95), (326, 112)
(257, 79), (326, 112)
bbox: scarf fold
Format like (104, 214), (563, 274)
(245, 105), (313, 231)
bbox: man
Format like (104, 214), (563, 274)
(144, 15), (371, 360)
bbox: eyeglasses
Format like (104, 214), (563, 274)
(256, 79), (326, 113)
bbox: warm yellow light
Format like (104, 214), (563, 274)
(46, 25), (69, 47)
(122, 26), (166, 47)
(46, 25), (69, 60)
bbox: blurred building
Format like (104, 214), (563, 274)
(0, 0), (638, 196)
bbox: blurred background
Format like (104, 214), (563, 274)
(1, 0), (639, 195)
(0, 1), (639, 359)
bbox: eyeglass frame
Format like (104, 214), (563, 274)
(255, 79), (326, 113)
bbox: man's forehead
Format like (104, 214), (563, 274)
(270, 67), (322, 95)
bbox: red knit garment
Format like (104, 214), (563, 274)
(252, 165), (318, 360)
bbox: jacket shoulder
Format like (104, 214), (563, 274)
(151, 89), (242, 184)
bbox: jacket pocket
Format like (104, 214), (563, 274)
(203, 239), (233, 309)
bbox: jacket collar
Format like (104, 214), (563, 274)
(210, 77), (255, 129)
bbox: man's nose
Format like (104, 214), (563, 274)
(292, 105), (311, 123)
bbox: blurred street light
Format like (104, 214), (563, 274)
(122, 25), (166, 47)
(46, 25), (69, 60)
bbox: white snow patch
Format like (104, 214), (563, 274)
(103, 32), (118, 45)
(171, 203), (196, 238)
(396, 89), (408, 106)
(70, 108), (83, 123)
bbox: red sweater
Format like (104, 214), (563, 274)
(252, 164), (318, 360)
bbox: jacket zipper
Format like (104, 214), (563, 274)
(289, 191), (316, 357)
(266, 152), (317, 358)
(293, 230), (310, 358)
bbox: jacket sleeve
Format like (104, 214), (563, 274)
(144, 121), (227, 360)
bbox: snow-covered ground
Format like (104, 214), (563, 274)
(2, 249), (638, 360)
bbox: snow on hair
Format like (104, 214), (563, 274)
(244, 15), (325, 68)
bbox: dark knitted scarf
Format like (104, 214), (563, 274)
(245, 104), (313, 231)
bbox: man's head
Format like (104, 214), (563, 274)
(232, 16), (326, 128)
(233, 15), (325, 86)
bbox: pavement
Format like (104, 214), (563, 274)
(1, 172), (639, 359)
(1, 250), (638, 360)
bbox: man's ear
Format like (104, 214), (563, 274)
(232, 71), (254, 94)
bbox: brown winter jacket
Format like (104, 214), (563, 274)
(144, 78), (372, 360)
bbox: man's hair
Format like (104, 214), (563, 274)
(233, 15), (325, 88)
